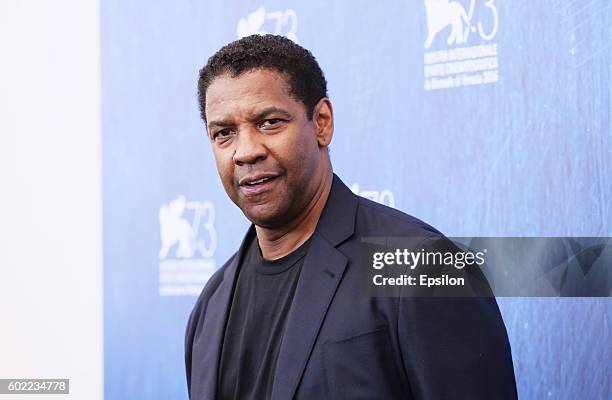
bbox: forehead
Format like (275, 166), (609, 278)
(205, 69), (302, 121)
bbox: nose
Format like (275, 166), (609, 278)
(233, 128), (267, 166)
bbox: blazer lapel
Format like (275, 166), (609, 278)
(270, 234), (347, 400)
(271, 174), (358, 400)
(191, 225), (255, 400)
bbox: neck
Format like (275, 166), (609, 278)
(255, 170), (333, 260)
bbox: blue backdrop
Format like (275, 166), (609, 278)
(101, 1), (611, 399)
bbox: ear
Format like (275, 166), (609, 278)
(312, 97), (334, 147)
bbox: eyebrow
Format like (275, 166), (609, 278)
(207, 106), (293, 131)
(251, 106), (293, 122)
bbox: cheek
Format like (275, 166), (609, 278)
(276, 126), (318, 168)
(213, 151), (234, 185)
(294, 133), (320, 172)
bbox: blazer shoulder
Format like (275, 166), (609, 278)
(355, 195), (442, 238)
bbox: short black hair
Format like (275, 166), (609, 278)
(198, 34), (328, 123)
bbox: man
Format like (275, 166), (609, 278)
(185, 34), (517, 399)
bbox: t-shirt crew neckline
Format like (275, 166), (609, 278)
(253, 235), (313, 275)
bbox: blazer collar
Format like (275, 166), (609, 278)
(315, 172), (359, 247)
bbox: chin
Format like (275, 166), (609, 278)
(242, 204), (291, 228)
(242, 206), (278, 226)
(245, 214), (282, 229)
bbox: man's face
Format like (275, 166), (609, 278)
(205, 68), (328, 228)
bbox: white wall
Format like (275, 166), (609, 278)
(0, 1), (103, 399)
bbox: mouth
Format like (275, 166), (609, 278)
(242, 176), (276, 186)
(238, 173), (281, 196)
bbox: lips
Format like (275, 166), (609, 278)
(238, 173), (281, 196)
(239, 173), (280, 186)
(242, 176), (274, 186)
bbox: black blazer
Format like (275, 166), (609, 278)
(185, 173), (517, 399)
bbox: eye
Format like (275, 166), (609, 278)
(212, 128), (235, 142)
(259, 119), (283, 129)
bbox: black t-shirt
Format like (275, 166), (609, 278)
(217, 235), (311, 400)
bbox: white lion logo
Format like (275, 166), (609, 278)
(423, 0), (475, 49)
(237, 6), (267, 38)
(159, 196), (195, 259)
(158, 196), (217, 260)
(237, 6), (299, 42)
